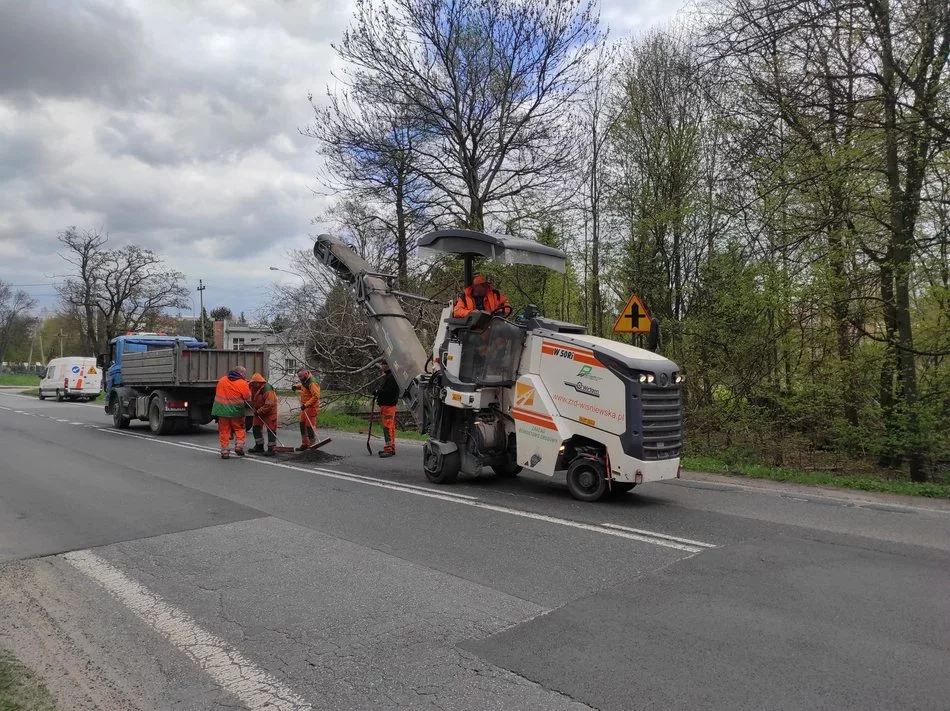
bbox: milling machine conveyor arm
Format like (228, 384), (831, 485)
(313, 234), (430, 424)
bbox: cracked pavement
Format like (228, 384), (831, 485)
(1, 391), (949, 710)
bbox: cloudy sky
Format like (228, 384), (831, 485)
(0, 0), (686, 320)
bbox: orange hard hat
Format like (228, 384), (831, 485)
(472, 274), (488, 285)
(250, 373), (266, 383)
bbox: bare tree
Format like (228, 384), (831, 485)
(304, 91), (430, 287)
(574, 43), (617, 336)
(57, 228), (189, 354)
(335, 0), (603, 230)
(56, 227), (106, 355)
(0, 281), (38, 363)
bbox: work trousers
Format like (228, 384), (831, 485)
(218, 417), (246, 453)
(253, 414), (278, 448)
(299, 406), (319, 446)
(380, 405), (396, 453)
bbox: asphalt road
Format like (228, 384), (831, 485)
(1, 389), (948, 710)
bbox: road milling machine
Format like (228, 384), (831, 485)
(313, 229), (684, 502)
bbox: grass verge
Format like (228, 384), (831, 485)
(0, 650), (57, 711)
(0, 374), (41, 387)
(683, 455), (950, 499)
(317, 410), (428, 441)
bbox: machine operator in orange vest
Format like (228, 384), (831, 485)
(452, 274), (512, 319)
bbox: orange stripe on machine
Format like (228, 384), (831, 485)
(541, 342), (600, 367)
(512, 408), (558, 430)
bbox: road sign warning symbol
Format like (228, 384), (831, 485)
(613, 294), (651, 334)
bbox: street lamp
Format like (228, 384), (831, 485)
(196, 279), (206, 342)
(269, 266), (295, 276)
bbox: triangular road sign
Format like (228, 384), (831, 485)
(613, 294), (651, 333)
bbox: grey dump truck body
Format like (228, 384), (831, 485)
(107, 342), (266, 435)
(120, 346), (265, 387)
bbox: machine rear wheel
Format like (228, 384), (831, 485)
(424, 442), (460, 484)
(566, 458), (608, 502)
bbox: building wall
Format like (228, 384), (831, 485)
(213, 320), (301, 390)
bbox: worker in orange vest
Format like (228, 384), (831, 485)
(453, 274), (512, 318)
(248, 372), (279, 456)
(374, 361), (399, 458)
(212, 365), (251, 459)
(295, 368), (321, 450)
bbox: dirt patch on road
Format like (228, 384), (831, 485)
(279, 447), (344, 465)
(0, 561), (141, 711)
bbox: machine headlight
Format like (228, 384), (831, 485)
(674, 373), (684, 384)
(638, 373), (655, 384)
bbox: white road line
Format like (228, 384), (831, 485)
(312, 466), (479, 501)
(97, 427), (712, 553)
(70, 421), (84, 425)
(600, 523), (717, 549)
(3, 392), (104, 409)
(64, 551), (312, 711)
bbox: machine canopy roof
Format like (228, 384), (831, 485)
(417, 229), (566, 273)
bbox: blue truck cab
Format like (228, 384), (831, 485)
(104, 334), (207, 398)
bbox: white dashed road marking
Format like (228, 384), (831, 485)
(100, 428), (715, 553)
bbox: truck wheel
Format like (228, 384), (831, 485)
(566, 457), (608, 502)
(38, 390), (46, 400)
(148, 399), (174, 435)
(112, 395), (130, 429)
(491, 460), (522, 478)
(56, 389), (64, 402)
(423, 442), (460, 484)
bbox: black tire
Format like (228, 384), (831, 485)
(38, 390), (46, 400)
(148, 398), (175, 435)
(610, 482), (637, 495)
(566, 457), (608, 502)
(112, 395), (130, 429)
(56, 389), (64, 402)
(423, 442), (460, 484)
(491, 461), (522, 478)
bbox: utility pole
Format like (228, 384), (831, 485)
(58, 329), (64, 358)
(197, 279), (207, 343)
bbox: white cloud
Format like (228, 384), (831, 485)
(0, 0), (686, 316)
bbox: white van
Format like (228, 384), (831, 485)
(39, 357), (102, 402)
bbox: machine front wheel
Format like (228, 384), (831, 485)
(566, 457), (608, 502)
(424, 442), (460, 484)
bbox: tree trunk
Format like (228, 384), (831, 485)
(395, 176), (408, 289)
(878, 262), (899, 469)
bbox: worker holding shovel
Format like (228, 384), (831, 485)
(248, 373), (279, 456)
(295, 368), (321, 451)
(374, 361), (399, 458)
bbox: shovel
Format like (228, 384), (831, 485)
(366, 395), (376, 455)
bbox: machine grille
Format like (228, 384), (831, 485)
(640, 385), (683, 460)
